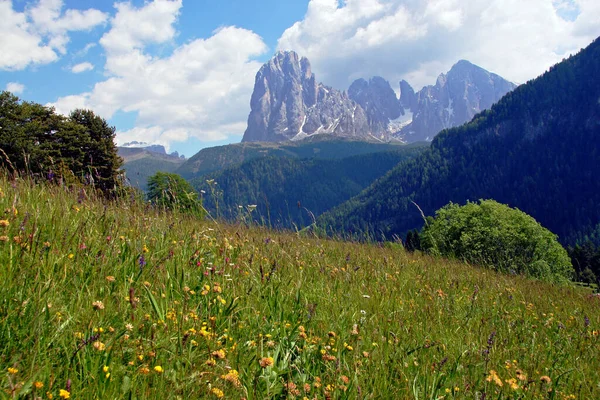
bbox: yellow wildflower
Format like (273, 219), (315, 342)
(211, 349), (226, 359)
(506, 378), (519, 390)
(154, 366), (163, 373)
(206, 358), (216, 367)
(34, 381), (44, 389)
(221, 369), (241, 387)
(59, 389), (70, 399)
(486, 370), (503, 387)
(0, 220), (9, 227)
(7, 367), (18, 374)
(211, 387), (224, 398)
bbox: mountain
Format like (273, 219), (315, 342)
(396, 60), (517, 142)
(320, 36), (600, 245)
(191, 145), (427, 228)
(242, 51), (515, 144)
(242, 51), (371, 142)
(348, 76), (402, 140)
(177, 136), (414, 180)
(118, 147), (186, 191)
(120, 141), (183, 158)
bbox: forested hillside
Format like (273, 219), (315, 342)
(321, 36), (600, 245)
(177, 138), (413, 180)
(192, 146), (425, 228)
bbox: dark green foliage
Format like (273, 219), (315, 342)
(192, 147), (425, 228)
(420, 200), (573, 282)
(404, 229), (421, 252)
(68, 109), (123, 193)
(321, 36), (600, 246)
(568, 241), (600, 288)
(177, 136), (423, 180)
(0, 91), (123, 195)
(147, 172), (204, 217)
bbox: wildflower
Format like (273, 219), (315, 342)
(516, 369), (527, 381)
(211, 387), (224, 398)
(259, 357), (274, 368)
(206, 358), (216, 367)
(0, 220), (9, 227)
(212, 349), (226, 359)
(46, 391), (53, 399)
(154, 366), (164, 373)
(125, 323), (133, 331)
(506, 378), (519, 390)
(221, 369), (241, 387)
(68, 254), (74, 259)
(105, 276), (115, 283)
(59, 389), (70, 399)
(34, 381), (44, 389)
(486, 370), (503, 387)
(340, 375), (349, 384)
(139, 367), (150, 375)
(540, 375), (552, 384)
(0, 236), (8, 242)
(92, 301), (105, 310)
(7, 367), (18, 374)
(92, 341), (106, 351)
(103, 366), (109, 373)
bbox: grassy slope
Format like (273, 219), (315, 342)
(0, 176), (599, 399)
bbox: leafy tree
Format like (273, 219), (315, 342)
(69, 109), (123, 192)
(147, 172), (204, 217)
(0, 91), (123, 195)
(421, 200), (573, 282)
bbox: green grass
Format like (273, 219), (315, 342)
(0, 176), (599, 399)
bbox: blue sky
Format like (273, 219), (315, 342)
(1, 0), (599, 157)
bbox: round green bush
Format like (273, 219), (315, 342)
(421, 200), (573, 282)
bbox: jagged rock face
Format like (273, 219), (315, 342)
(242, 51), (370, 142)
(397, 60), (516, 142)
(399, 80), (417, 110)
(348, 77), (402, 140)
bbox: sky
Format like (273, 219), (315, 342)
(1, 0), (599, 157)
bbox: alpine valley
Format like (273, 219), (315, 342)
(121, 50), (519, 227)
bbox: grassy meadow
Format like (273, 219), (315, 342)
(0, 175), (599, 399)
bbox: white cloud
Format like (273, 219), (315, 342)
(278, 0), (600, 90)
(50, 0), (268, 148)
(71, 62), (94, 73)
(0, 0), (107, 70)
(5, 82), (25, 94)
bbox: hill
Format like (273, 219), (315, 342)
(0, 176), (599, 398)
(177, 137), (414, 180)
(321, 36), (600, 245)
(192, 145), (426, 228)
(118, 147), (185, 191)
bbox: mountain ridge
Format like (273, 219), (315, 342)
(242, 51), (516, 144)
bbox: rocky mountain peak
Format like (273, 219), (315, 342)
(348, 76), (402, 140)
(242, 52), (369, 142)
(396, 61), (517, 142)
